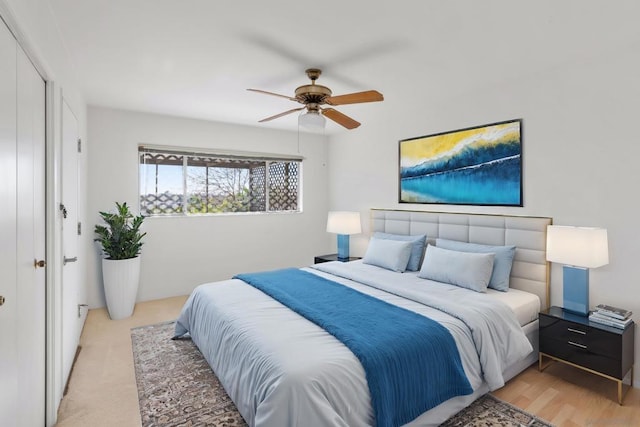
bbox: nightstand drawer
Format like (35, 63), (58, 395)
(539, 316), (622, 360)
(540, 335), (623, 378)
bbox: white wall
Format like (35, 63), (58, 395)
(327, 7), (640, 385)
(87, 107), (329, 307)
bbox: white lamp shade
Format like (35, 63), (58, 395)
(546, 225), (609, 268)
(299, 111), (326, 129)
(326, 211), (362, 235)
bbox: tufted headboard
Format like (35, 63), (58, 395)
(371, 209), (552, 309)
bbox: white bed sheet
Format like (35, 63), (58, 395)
(175, 262), (534, 426)
(333, 260), (540, 327)
(486, 287), (540, 327)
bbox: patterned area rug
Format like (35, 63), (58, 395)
(131, 321), (553, 427)
(440, 394), (553, 427)
(131, 321), (247, 426)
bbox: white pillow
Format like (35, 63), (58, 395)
(436, 238), (516, 292)
(418, 245), (495, 292)
(363, 238), (413, 272)
(372, 232), (427, 271)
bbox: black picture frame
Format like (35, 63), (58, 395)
(398, 119), (523, 206)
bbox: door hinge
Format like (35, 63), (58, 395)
(77, 138), (82, 153)
(77, 221), (82, 235)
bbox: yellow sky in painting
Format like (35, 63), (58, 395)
(400, 121), (520, 168)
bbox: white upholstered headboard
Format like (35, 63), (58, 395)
(371, 209), (552, 310)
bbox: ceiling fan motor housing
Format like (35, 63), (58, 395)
(295, 84), (332, 104)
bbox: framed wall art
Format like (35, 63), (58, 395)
(399, 119), (522, 206)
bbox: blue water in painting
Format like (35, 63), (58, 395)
(400, 156), (521, 205)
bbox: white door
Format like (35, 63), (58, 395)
(0, 20), (46, 427)
(0, 18), (19, 426)
(61, 99), (81, 388)
(16, 44), (47, 426)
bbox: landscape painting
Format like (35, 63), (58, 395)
(399, 119), (522, 206)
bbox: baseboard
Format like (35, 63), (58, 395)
(63, 345), (82, 396)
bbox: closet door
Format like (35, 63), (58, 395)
(0, 19), (19, 426)
(16, 43), (46, 426)
(0, 19), (46, 427)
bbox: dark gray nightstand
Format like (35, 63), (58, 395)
(314, 254), (361, 264)
(538, 306), (634, 404)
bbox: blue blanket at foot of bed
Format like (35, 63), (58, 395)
(234, 268), (473, 427)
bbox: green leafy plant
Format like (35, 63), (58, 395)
(94, 202), (146, 260)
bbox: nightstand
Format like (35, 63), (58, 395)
(314, 254), (361, 264)
(539, 306), (635, 404)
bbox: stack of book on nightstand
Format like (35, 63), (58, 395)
(589, 304), (633, 329)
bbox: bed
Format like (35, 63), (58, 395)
(174, 209), (552, 426)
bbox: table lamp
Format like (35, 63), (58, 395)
(546, 225), (609, 315)
(326, 211), (362, 260)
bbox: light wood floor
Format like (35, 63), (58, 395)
(56, 296), (640, 426)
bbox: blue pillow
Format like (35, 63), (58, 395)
(373, 232), (427, 271)
(418, 245), (495, 292)
(436, 238), (516, 292)
(363, 238), (413, 272)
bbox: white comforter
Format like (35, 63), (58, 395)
(175, 261), (532, 426)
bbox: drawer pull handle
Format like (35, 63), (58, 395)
(567, 327), (586, 335)
(568, 341), (587, 349)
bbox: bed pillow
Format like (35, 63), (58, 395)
(372, 232), (427, 271)
(418, 245), (495, 292)
(362, 238), (413, 272)
(436, 238), (516, 292)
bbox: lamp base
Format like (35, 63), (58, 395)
(337, 234), (350, 260)
(562, 265), (589, 316)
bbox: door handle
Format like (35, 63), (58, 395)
(34, 259), (46, 268)
(63, 256), (78, 265)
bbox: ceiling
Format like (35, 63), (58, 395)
(47, 0), (639, 134)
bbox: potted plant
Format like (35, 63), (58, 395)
(94, 202), (146, 320)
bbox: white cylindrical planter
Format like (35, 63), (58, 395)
(102, 257), (141, 320)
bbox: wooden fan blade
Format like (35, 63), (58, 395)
(247, 88), (298, 102)
(322, 108), (361, 129)
(325, 90), (384, 106)
(258, 107), (305, 123)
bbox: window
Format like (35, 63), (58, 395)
(139, 146), (302, 216)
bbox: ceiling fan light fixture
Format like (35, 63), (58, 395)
(298, 110), (326, 130)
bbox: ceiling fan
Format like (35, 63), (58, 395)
(247, 68), (383, 130)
